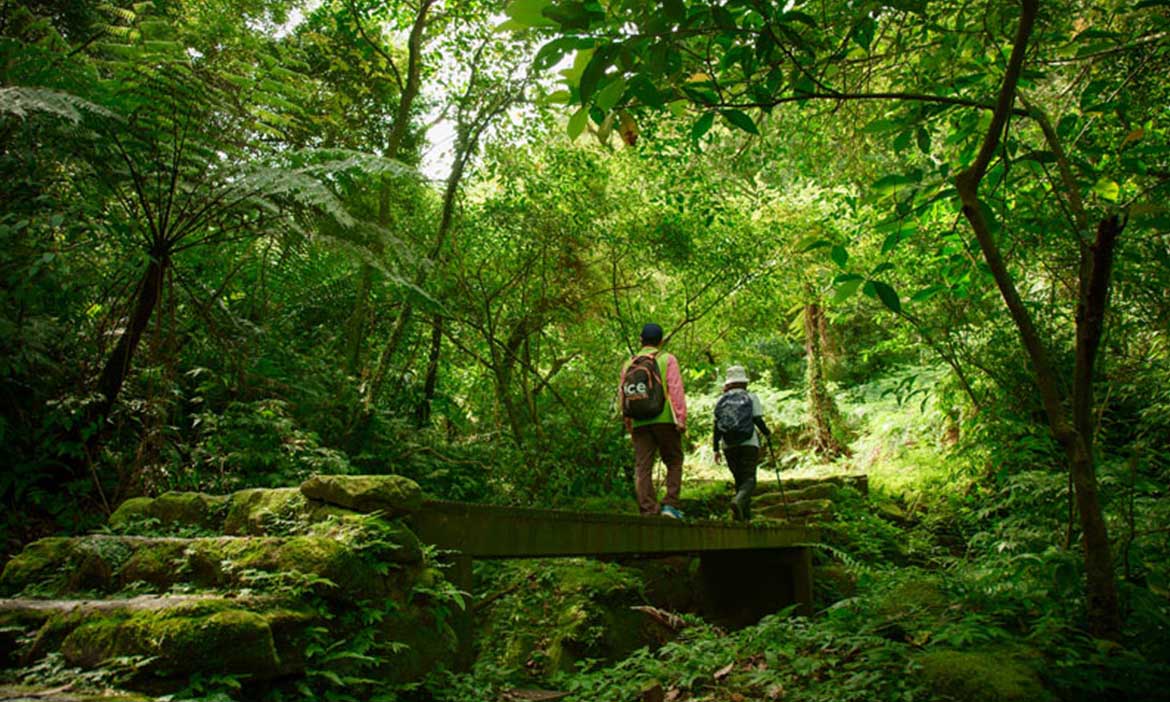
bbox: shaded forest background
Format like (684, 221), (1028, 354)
(2, 0), (1169, 697)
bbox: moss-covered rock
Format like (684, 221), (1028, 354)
(1, 537), (135, 596)
(59, 602), (292, 679)
(477, 559), (671, 678)
(916, 648), (1054, 702)
(223, 488), (310, 535)
(116, 541), (189, 590)
(0, 685), (155, 701)
(150, 491), (229, 530)
(0, 608), (52, 667)
(108, 498), (156, 531)
(300, 474), (422, 516)
(107, 493), (228, 534)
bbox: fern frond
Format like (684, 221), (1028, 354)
(0, 87), (116, 123)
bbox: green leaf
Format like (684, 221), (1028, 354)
(1092, 178), (1120, 202)
(916, 127), (931, 154)
(833, 273), (864, 283)
(911, 285), (945, 302)
(595, 76), (627, 111)
(797, 237), (831, 252)
(831, 278), (863, 304)
(579, 47), (614, 105)
(871, 281), (901, 313)
(781, 11), (818, 27)
(505, 0), (556, 27)
(881, 232), (902, 254)
(720, 109), (759, 135)
(830, 245), (849, 268)
(691, 111), (715, 141)
(869, 262), (894, 276)
(871, 173), (919, 196)
(852, 16), (876, 51)
(567, 107), (588, 139)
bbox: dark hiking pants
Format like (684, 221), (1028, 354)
(724, 445), (760, 521)
(632, 424), (684, 514)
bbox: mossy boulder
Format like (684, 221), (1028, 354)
(107, 498), (155, 531)
(916, 648), (1054, 701)
(179, 535), (390, 598)
(1, 538), (135, 596)
(108, 492), (228, 533)
(300, 475), (422, 517)
(59, 601), (304, 680)
(0, 608), (52, 667)
(150, 492), (229, 530)
(223, 488), (310, 535)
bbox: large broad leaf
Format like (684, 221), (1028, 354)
(720, 109), (759, 135)
(505, 0), (556, 27)
(579, 46), (615, 105)
(797, 236), (831, 252)
(871, 281), (902, 313)
(691, 111), (715, 141)
(831, 278), (863, 304)
(567, 106), (588, 139)
(872, 173), (919, 196)
(595, 76), (627, 111)
(1092, 178), (1120, 202)
(830, 245), (849, 268)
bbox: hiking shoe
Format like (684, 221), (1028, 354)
(660, 505), (684, 520)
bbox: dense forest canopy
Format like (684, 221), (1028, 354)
(1, 0), (1169, 698)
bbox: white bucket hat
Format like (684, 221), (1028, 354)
(723, 365), (749, 386)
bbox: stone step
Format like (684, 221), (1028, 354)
(108, 474), (423, 537)
(753, 483), (839, 506)
(754, 473), (868, 496)
(0, 530), (422, 600)
(0, 595), (312, 680)
(0, 685), (153, 701)
(758, 498), (833, 521)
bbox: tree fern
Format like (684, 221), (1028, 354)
(0, 86), (114, 123)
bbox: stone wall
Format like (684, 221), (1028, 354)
(0, 475), (459, 699)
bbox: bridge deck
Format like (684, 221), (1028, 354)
(410, 500), (817, 559)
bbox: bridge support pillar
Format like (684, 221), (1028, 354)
(449, 554), (474, 671)
(699, 546), (812, 627)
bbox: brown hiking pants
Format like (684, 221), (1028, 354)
(631, 424), (683, 514)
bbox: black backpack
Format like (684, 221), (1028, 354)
(621, 354), (666, 420)
(715, 390), (755, 444)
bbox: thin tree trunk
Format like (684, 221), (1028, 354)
(954, 0), (1121, 639)
(343, 0), (431, 376)
(804, 301), (845, 456)
(415, 315), (443, 428)
(90, 251), (170, 429)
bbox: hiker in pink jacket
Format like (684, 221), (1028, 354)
(618, 323), (687, 518)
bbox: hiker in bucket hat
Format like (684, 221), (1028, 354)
(712, 365), (771, 521)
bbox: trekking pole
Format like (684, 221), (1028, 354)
(767, 437), (791, 520)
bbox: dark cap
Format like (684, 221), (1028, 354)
(640, 323), (664, 345)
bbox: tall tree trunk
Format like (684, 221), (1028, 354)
(954, 0), (1120, 639)
(415, 315), (443, 428)
(803, 300), (845, 456)
(343, 0), (432, 376)
(90, 251), (170, 432)
(364, 126), (469, 412)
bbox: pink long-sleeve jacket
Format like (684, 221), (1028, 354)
(619, 347), (687, 432)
